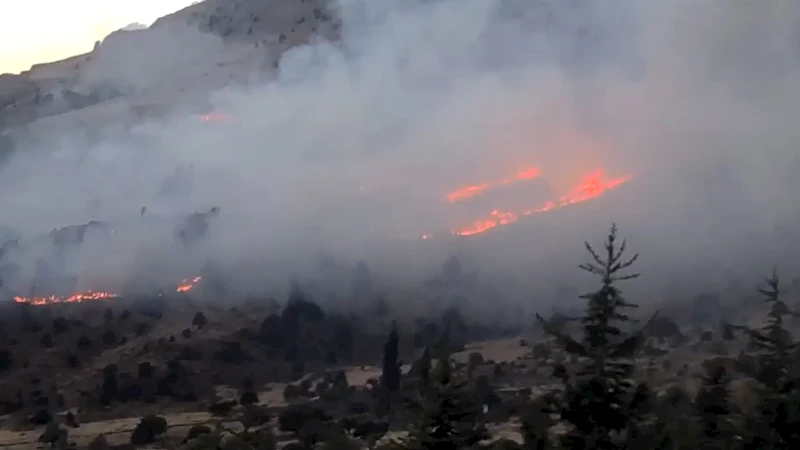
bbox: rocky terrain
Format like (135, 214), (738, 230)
(0, 0), (341, 153)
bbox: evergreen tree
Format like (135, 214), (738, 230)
(520, 396), (554, 450)
(403, 351), (488, 450)
(694, 365), (735, 447)
(741, 270), (800, 449)
(382, 322), (401, 393)
(536, 224), (651, 449)
(625, 382), (676, 450)
(745, 270), (796, 390)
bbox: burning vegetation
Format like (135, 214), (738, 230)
(7, 113), (634, 307)
(429, 167), (633, 238)
(13, 291), (118, 306)
(199, 111), (634, 239)
(13, 276), (202, 306)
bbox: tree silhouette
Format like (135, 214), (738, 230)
(192, 311), (208, 330)
(694, 365), (735, 447)
(537, 224), (652, 449)
(744, 270), (796, 389)
(403, 349), (488, 450)
(741, 270), (800, 449)
(381, 322), (401, 393)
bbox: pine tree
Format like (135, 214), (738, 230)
(382, 321), (401, 393)
(741, 270), (800, 449)
(694, 365), (735, 447)
(520, 396), (554, 450)
(745, 270), (796, 390)
(536, 224), (652, 449)
(403, 351), (488, 450)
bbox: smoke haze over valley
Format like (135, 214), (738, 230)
(1, 0), (800, 309)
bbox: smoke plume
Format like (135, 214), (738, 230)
(2, 0), (799, 307)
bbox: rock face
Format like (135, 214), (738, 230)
(0, 73), (39, 130)
(0, 74), (38, 110)
(154, 0), (339, 45)
(0, 0), (343, 142)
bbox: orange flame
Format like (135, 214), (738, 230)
(450, 169), (634, 237)
(446, 166), (541, 202)
(176, 276), (202, 293)
(13, 276), (204, 305)
(14, 291), (118, 306)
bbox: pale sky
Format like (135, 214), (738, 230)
(0, 0), (196, 74)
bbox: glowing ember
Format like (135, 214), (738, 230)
(450, 169), (634, 237)
(14, 291), (118, 306)
(446, 166), (541, 203)
(200, 112), (231, 122)
(176, 276), (203, 293)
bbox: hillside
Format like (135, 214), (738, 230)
(0, 0), (340, 150)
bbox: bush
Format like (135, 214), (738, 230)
(239, 390), (259, 406)
(258, 314), (283, 347)
(137, 362), (153, 379)
(117, 382), (144, 403)
(38, 422), (67, 448)
(130, 415), (167, 445)
(185, 424), (211, 441)
(298, 419), (329, 447)
(214, 342), (251, 364)
(278, 404), (330, 434)
(209, 400), (236, 417)
(352, 420), (389, 439)
(238, 428), (277, 450)
(192, 312), (208, 329)
(30, 408), (53, 425)
(52, 317), (69, 335)
(102, 330), (117, 346)
(241, 406), (271, 429)
(88, 435), (110, 450)
(349, 401), (371, 415)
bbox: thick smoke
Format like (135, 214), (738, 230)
(1, 0), (799, 307)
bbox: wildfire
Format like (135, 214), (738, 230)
(449, 169), (634, 237)
(446, 167), (541, 203)
(14, 291), (118, 306)
(12, 276), (204, 306)
(176, 276), (203, 293)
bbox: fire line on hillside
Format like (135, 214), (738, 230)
(14, 113), (633, 306)
(424, 168), (633, 239)
(199, 111), (634, 238)
(13, 276), (203, 306)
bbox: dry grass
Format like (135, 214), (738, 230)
(0, 412), (212, 449)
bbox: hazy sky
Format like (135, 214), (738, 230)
(0, 0), (195, 74)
